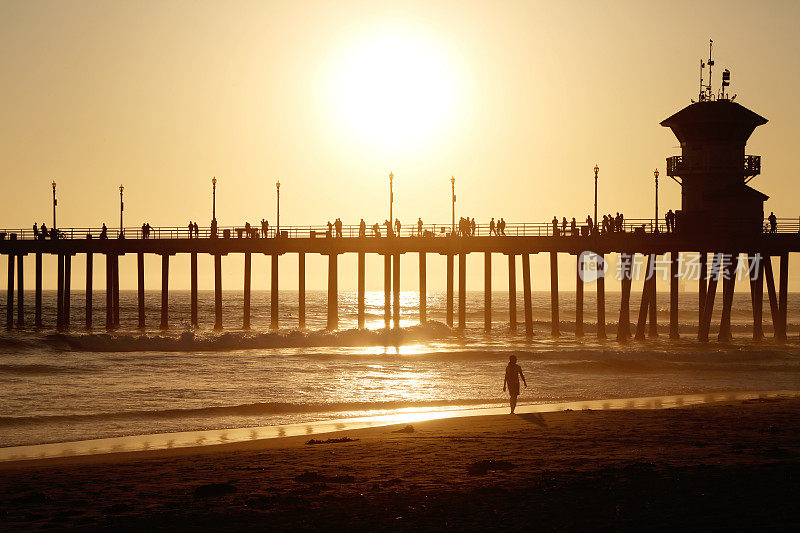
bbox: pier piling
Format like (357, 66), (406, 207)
(190, 253), (198, 328)
(105, 255), (112, 330)
(298, 252), (305, 329)
(458, 253), (466, 331)
(327, 253), (338, 330)
(647, 254), (657, 338)
(508, 254), (517, 331)
(550, 251), (559, 337)
(669, 252), (679, 339)
(749, 253), (764, 340)
(16, 254), (24, 327)
(617, 253), (632, 341)
(384, 254), (392, 328)
(778, 253), (789, 340)
(698, 253), (722, 342)
(765, 257), (778, 338)
(446, 254), (454, 328)
(86, 253), (93, 330)
(243, 253), (251, 330)
(271, 254), (279, 330)
(635, 254), (654, 341)
(56, 254), (63, 330)
(112, 255), (120, 327)
(419, 252), (427, 324)
(63, 254), (71, 330)
(212, 255), (221, 330)
(6, 254), (14, 330)
(393, 253), (400, 328)
(576, 253), (584, 337)
(522, 253), (533, 337)
(484, 252), (491, 332)
(718, 253), (737, 342)
(35, 253), (42, 328)
(699, 252), (708, 325)
(137, 253), (145, 329)
(596, 253), (606, 340)
(162, 254), (171, 330)
(357, 252), (365, 328)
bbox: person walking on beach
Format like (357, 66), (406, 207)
(502, 354), (527, 414)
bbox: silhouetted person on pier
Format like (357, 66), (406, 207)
(326, 221), (333, 238)
(32, 223), (38, 240)
(417, 217), (423, 236)
(40, 224), (48, 239)
(372, 222), (380, 237)
(384, 219), (392, 237)
(188, 221), (193, 238)
(768, 212), (777, 233)
(395, 218), (401, 237)
(489, 218), (496, 236)
(602, 215), (609, 234)
(562, 217), (567, 236)
(100, 224), (108, 239)
(586, 215), (594, 235)
(503, 354), (527, 414)
(499, 218), (506, 236)
(570, 217), (577, 236)
(359, 218), (366, 238)
(552, 216), (559, 236)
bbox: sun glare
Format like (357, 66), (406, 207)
(331, 32), (457, 149)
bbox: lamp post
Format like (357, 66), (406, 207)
(119, 184), (124, 237)
(276, 179), (280, 238)
(389, 172), (394, 227)
(51, 181), (57, 229)
(451, 176), (456, 234)
(211, 176), (217, 223)
(593, 164), (599, 232)
(654, 168), (659, 233)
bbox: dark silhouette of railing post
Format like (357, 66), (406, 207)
(63, 254), (71, 330)
(522, 253), (532, 337)
(6, 254), (14, 330)
(105, 255), (113, 330)
(213, 254), (221, 330)
(698, 253), (722, 342)
(550, 251), (559, 337)
(778, 253), (789, 340)
(243, 252), (251, 330)
(575, 254), (583, 337)
(392, 253), (400, 328)
(85, 253), (93, 330)
(35, 253), (42, 328)
(327, 253), (338, 330)
(749, 253), (764, 340)
(596, 253), (606, 339)
(271, 254), (279, 330)
(669, 251), (679, 339)
(484, 252), (491, 332)
(16, 254), (24, 327)
(357, 252), (365, 328)
(298, 252), (305, 329)
(384, 254), (391, 328)
(190, 253), (198, 328)
(419, 252), (427, 324)
(508, 254), (517, 331)
(617, 253), (632, 341)
(137, 253), (145, 330)
(718, 253), (737, 342)
(458, 253), (466, 331)
(446, 254), (454, 327)
(56, 254), (64, 330)
(161, 254), (171, 330)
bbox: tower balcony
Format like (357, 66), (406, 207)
(665, 155), (761, 177)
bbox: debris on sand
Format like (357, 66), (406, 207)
(392, 425), (415, 433)
(305, 437), (359, 445)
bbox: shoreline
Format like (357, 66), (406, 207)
(2, 389), (797, 467)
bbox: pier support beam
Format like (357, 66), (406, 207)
(271, 254), (279, 330)
(16, 254), (24, 327)
(522, 253), (533, 337)
(105, 255), (113, 330)
(648, 254), (658, 338)
(57, 254), (64, 330)
(419, 253), (427, 324)
(508, 254), (517, 331)
(137, 253), (145, 330)
(765, 257), (779, 339)
(596, 253), (606, 340)
(35, 253), (42, 328)
(190, 253), (198, 328)
(778, 253), (789, 341)
(550, 251), (559, 337)
(484, 252), (491, 332)
(698, 253), (722, 342)
(384, 254), (392, 328)
(392, 253), (400, 328)
(749, 253), (764, 341)
(458, 253), (466, 331)
(161, 254), (171, 330)
(635, 254), (656, 341)
(86, 253), (93, 330)
(357, 252), (365, 328)
(718, 253), (737, 342)
(669, 252), (679, 339)
(698, 252), (708, 327)
(446, 254), (454, 328)
(63, 254), (71, 330)
(6, 255), (14, 330)
(327, 253), (338, 330)
(576, 253), (584, 337)
(213, 255), (221, 330)
(243, 253), (251, 330)
(112, 255), (120, 328)
(298, 253), (306, 329)
(617, 253), (632, 341)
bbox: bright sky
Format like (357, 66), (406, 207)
(1, 0), (798, 290)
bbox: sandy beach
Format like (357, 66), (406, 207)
(1, 396), (799, 531)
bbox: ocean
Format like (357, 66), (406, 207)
(1, 289), (799, 448)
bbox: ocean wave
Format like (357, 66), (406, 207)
(0, 363), (98, 375)
(0, 398), (500, 427)
(33, 321), (455, 352)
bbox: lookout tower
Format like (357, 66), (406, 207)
(661, 41), (768, 235)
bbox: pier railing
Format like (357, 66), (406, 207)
(1, 217), (799, 241)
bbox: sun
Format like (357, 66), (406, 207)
(330, 32), (457, 149)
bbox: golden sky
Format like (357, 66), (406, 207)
(1, 0), (798, 290)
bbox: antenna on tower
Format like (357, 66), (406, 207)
(698, 59), (706, 101)
(706, 39), (715, 101)
(720, 69), (731, 100)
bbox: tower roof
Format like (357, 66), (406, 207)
(661, 100), (767, 143)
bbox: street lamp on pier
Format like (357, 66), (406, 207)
(654, 168), (660, 233)
(51, 181), (57, 229)
(211, 176), (217, 223)
(389, 172), (394, 227)
(593, 164), (599, 232)
(276, 179), (280, 238)
(119, 185), (124, 237)
(451, 176), (456, 234)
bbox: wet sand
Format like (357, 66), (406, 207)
(1, 396), (800, 530)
